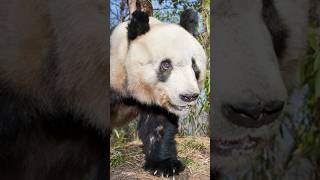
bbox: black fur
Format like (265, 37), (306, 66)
(0, 85), (107, 180)
(180, 9), (199, 37)
(157, 59), (173, 82)
(192, 58), (200, 80)
(111, 90), (184, 177)
(127, 10), (150, 41)
(111, 88), (142, 107)
(137, 107), (185, 177)
(262, 0), (288, 58)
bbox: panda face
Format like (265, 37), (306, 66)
(125, 23), (207, 115)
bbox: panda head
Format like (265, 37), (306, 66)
(111, 11), (207, 116)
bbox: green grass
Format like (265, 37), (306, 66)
(110, 150), (128, 167)
(180, 138), (207, 152)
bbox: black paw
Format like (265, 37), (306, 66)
(144, 159), (185, 177)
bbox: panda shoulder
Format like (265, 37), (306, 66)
(110, 21), (129, 42)
(149, 17), (162, 25)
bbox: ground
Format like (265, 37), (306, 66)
(110, 136), (210, 180)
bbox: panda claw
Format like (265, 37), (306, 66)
(144, 159), (184, 177)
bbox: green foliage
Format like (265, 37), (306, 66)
(203, 70), (211, 112)
(110, 150), (128, 167)
(182, 158), (195, 167)
(111, 120), (139, 147)
(310, 30), (320, 98)
(299, 20), (320, 176)
(153, 0), (203, 23)
(110, 121), (141, 168)
(177, 136), (210, 172)
(296, 125), (320, 160)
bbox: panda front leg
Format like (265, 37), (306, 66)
(137, 110), (185, 177)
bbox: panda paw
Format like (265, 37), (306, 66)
(144, 159), (185, 177)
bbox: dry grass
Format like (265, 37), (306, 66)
(110, 136), (210, 180)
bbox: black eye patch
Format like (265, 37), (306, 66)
(192, 58), (200, 80)
(157, 59), (173, 82)
(262, 0), (288, 59)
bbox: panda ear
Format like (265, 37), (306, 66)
(179, 8), (199, 37)
(127, 10), (150, 40)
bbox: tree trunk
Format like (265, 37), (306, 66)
(127, 0), (153, 16)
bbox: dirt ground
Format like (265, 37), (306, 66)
(110, 136), (210, 180)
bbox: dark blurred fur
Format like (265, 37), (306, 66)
(0, 0), (108, 179)
(180, 9), (199, 36)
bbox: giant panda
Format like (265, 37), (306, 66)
(110, 11), (207, 177)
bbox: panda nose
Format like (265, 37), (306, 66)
(222, 100), (285, 128)
(180, 93), (199, 102)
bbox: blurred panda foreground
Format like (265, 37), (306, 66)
(212, 0), (320, 179)
(110, 0), (210, 179)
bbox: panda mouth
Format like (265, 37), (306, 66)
(169, 103), (188, 111)
(212, 136), (262, 155)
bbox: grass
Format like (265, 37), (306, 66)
(110, 136), (210, 179)
(177, 137), (209, 173)
(180, 138), (207, 152)
(110, 150), (128, 167)
(110, 139), (143, 168)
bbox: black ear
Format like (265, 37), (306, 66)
(179, 8), (199, 37)
(127, 10), (150, 40)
